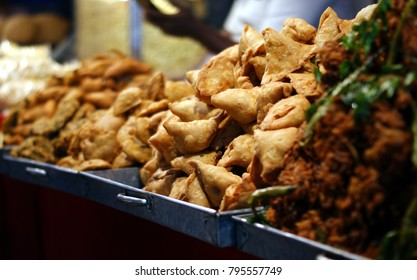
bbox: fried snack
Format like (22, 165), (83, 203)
(170, 151), (221, 175)
(253, 127), (299, 184)
(75, 159), (112, 171)
(281, 18), (316, 44)
(219, 172), (257, 211)
(20, 99), (56, 123)
(190, 161), (242, 208)
(10, 136), (56, 163)
(217, 134), (255, 169)
(144, 71), (166, 101)
(148, 113), (181, 163)
(168, 177), (189, 200)
(143, 169), (182, 196)
(82, 90), (118, 109)
(314, 7), (349, 45)
(261, 28), (314, 84)
(31, 98), (80, 136)
(75, 109), (125, 163)
(260, 95), (311, 131)
(26, 86), (70, 105)
(164, 80), (196, 102)
(210, 115), (245, 151)
(210, 88), (258, 124)
(104, 57), (152, 78)
(113, 87), (143, 116)
(169, 174), (211, 208)
(169, 96), (221, 122)
(133, 99), (169, 117)
(195, 45), (239, 103)
(287, 73), (320, 99)
(56, 155), (83, 168)
(256, 82), (293, 124)
(117, 116), (152, 164)
(163, 111), (224, 154)
(140, 148), (166, 185)
(112, 152), (136, 169)
(238, 24), (265, 79)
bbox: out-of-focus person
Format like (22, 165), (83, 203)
(143, 0), (377, 53)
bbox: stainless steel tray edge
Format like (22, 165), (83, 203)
(233, 214), (366, 260)
(81, 168), (253, 248)
(1, 153), (84, 197)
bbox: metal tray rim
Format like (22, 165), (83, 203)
(232, 214), (367, 260)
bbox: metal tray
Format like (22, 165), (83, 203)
(80, 168), (253, 248)
(0, 150), (83, 197)
(0, 150), (252, 248)
(233, 214), (366, 260)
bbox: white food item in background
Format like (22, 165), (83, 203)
(0, 41), (79, 111)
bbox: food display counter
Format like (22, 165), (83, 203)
(1, 0), (416, 260)
(0, 150), (363, 259)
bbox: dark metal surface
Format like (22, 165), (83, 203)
(80, 168), (252, 247)
(233, 214), (366, 260)
(1, 152), (83, 197)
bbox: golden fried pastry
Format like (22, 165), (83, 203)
(27, 86), (70, 105)
(112, 152), (136, 169)
(217, 134), (255, 169)
(210, 115), (245, 151)
(239, 24), (265, 64)
(78, 57), (114, 77)
(21, 99), (56, 123)
(81, 129), (120, 163)
(117, 116), (152, 164)
(113, 87), (143, 116)
(195, 45), (239, 103)
(314, 7), (345, 45)
(249, 56), (267, 81)
(104, 57), (152, 78)
(80, 77), (107, 93)
(253, 127), (299, 183)
(287, 73), (320, 99)
(140, 148), (165, 185)
(144, 71), (166, 101)
(10, 136), (56, 163)
(260, 95), (310, 131)
(170, 151), (221, 175)
(261, 28), (314, 84)
(169, 96), (221, 122)
(219, 172), (257, 211)
(56, 155), (83, 168)
(163, 112), (223, 154)
(164, 80), (195, 102)
(82, 90), (118, 109)
(93, 108), (126, 132)
(75, 159), (112, 171)
(31, 98), (80, 136)
(210, 88), (258, 124)
(190, 161), (242, 208)
(256, 82), (293, 124)
(143, 169), (182, 196)
(133, 99), (169, 117)
(148, 114), (181, 163)
(169, 174), (211, 208)
(168, 177), (189, 201)
(185, 69), (200, 87)
(281, 18), (316, 44)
